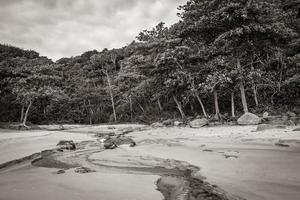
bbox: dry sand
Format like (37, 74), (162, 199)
(0, 125), (300, 200)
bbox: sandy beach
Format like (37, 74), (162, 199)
(0, 125), (300, 200)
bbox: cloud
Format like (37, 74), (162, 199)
(0, 0), (186, 60)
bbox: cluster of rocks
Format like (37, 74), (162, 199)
(103, 135), (136, 149)
(150, 110), (300, 129)
(56, 140), (76, 150)
(262, 111), (300, 126)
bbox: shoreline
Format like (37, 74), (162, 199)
(0, 124), (300, 200)
(0, 142), (241, 200)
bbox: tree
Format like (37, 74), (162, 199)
(11, 58), (64, 126)
(91, 51), (120, 122)
(179, 0), (297, 114)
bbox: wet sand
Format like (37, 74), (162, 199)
(0, 125), (300, 200)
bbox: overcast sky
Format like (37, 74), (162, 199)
(0, 0), (186, 60)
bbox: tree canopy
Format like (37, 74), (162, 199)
(0, 0), (299, 125)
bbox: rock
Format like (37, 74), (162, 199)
(75, 167), (96, 174)
(256, 124), (286, 131)
(94, 131), (116, 138)
(151, 122), (164, 128)
(104, 142), (117, 149)
(104, 136), (136, 149)
(293, 128), (300, 131)
(174, 121), (183, 126)
(275, 143), (290, 148)
(262, 112), (269, 119)
(56, 170), (66, 174)
(162, 119), (173, 126)
(287, 111), (297, 118)
(98, 135), (111, 143)
(57, 140), (76, 150)
(189, 118), (208, 128)
(237, 113), (261, 125)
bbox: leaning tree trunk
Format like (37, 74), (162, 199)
(137, 102), (145, 113)
(240, 82), (249, 113)
(22, 100), (33, 127)
(213, 89), (221, 120)
(105, 71), (117, 122)
(237, 58), (249, 113)
(20, 105), (24, 122)
(173, 95), (186, 119)
(157, 97), (163, 112)
(252, 84), (259, 106)
(231, 91), (236, 118)
(195, 92), (208, 118)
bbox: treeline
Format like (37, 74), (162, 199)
(0, 0), (299, 126)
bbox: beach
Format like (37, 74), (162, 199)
(0, 125), (300, 200)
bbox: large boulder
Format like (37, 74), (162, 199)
(189, 118), (208, 128)
(237, 113), (261, 125)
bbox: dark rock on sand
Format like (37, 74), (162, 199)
(94, 131), (116, 138)
(293, 128), (300, 131)
(57, 140), (76, 150)
(256, 124), (286, 131)
(56, 169), (66, 174)
(237, 113), (261, 125)
(189, 118), (208, 128)
(162, 119), (174, 126)
(104, 136), (136, 149)
(75, 167), (96, 174)
(275, 143), (290, 147)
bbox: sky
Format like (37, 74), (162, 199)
(0, 0), (186, 60)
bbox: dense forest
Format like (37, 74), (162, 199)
(0, 0), (299, 126)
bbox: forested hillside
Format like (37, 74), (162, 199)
(1, 0), (299, 126)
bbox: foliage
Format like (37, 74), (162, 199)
(0, 0), (299, 124)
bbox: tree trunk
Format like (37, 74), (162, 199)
(22, 100), (33, 126)
(173, 95), (186, 119)
(129, 95), (133, 122)
(231, 91), (236, 118)
(195, 92), (208, 118)
(88, 100), (94, 125)
(20, 105), (24, 122)
(157, 98), (163, 112)
(253, 84), (259, 106)
(240, 82), (249, 113)
(105, 71), (117, 122)
(213, 89), (220, 120)
(137, 102), (145, 113)
(237, 58), (249, 113)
